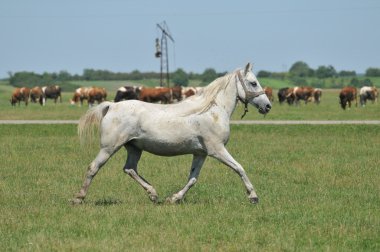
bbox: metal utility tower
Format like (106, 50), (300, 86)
(155, 21), (174, 87)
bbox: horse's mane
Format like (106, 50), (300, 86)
(177, 72), (235, 116)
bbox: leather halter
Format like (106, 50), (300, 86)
(236, 71), (265, 119)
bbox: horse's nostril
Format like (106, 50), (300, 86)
(266, 104), (272, 110)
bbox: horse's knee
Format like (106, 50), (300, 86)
(87, 172), (96, 179)
(189, 177), (197, 186)
(123, 167), (135, 176)
(86, 164), (98, 177)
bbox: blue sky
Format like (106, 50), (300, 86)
(1, 0), (379, 78)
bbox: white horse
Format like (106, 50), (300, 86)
(72, 63), (272, 204)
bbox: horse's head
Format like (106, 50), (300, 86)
(236, 63), (272, 115)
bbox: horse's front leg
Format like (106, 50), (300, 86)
(166, 154), (206, 204)
(210, 147), (259, 204)
(123, 145), (158, 203)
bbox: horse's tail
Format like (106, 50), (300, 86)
(78, 101), (112, 145)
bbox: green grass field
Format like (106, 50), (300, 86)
(0, 124), (379, 251)
(0, 79), (379, 251)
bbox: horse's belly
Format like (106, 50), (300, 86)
(130, 137), (205, 156)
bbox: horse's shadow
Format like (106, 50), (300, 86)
(94, 198), (123, 206)
(92, 196), (190, 206)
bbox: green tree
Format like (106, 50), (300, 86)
(365, 68), (380, 77)
(171, 68), (189, 86)
(9, 71), (41, 87)
(129, 70), (143, 80)
(316, 65), (337, 79)
(339, 70), (356, 77)
(83, 69), (95, 81)
(57, 70), (71, 81)
(201, 68), (218, 85)
(257, 70), (271, 78)
(41, 72), (55, 85)
(289, 61), (313, 77)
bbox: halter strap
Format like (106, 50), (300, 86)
(236, 71), (265, 99)
(236, 71), (265, 119)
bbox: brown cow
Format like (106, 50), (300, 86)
(88, 87), (107, 106)
(182, 87), (196, 99)
(30, 86), (44, 105)
(139, 87), (173, 104)
(70, 87), (91, 106)
(292, 86), (315, 105)
(10, 87), (30, 106)
(264, 87), (274, 102)
(339, 86), (357, 110)
(284, 87), (296, 105)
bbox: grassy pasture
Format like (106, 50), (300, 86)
(1, 79), (379, 121)
(0, 124), (379, 251)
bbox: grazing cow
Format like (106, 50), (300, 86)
(171, 86), (182, 102)
(292, 86), (315, 105)
(30, 86), (44, 105)
(114, 86), (141, 102)
(139, 87), (173, 104)
(263, 87), (274, 102)
(279, 87), (297, 105)
(70, 87), (90, 106)
(42, 85), (62, 105)
(278, 87), (289, 104)
(88, 87), (107, 107)
(359, 86), (378, 106)
(313, 88), (322, 104)
(339, 86), (357, 110)
(10, 87), (30, 106)
(182, 87), (197, 99)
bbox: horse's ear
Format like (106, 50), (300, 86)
(244, 63), (253, 75)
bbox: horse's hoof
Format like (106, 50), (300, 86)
(165, 196), (180, 204)
(71, 197), (84, 205)
(149, 194), (159, 204)
(250, 197), (259, 204)
(165, 197), (174, 204)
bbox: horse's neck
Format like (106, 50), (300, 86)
(214, 77), (238, 118)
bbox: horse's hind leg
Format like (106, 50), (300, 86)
(72, 146), (119, 204)
(123, 144), (158, 203)
(166, 154), (206, 204)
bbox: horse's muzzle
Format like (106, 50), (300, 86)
(259, 104), (272, 114)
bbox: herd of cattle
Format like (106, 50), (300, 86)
(10, 85), (62, 106)
(10, 84), (378, 110)
(9, 85), (201, 107)
(263, 86), (377, 109)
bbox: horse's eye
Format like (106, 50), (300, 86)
(250, 81), (257, 87)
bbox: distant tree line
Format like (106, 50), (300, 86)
(6, 61), (380, 89)
(258, 61), (379, 88)
(257, 61), (358, 79)
(7, 68), (227, 89)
